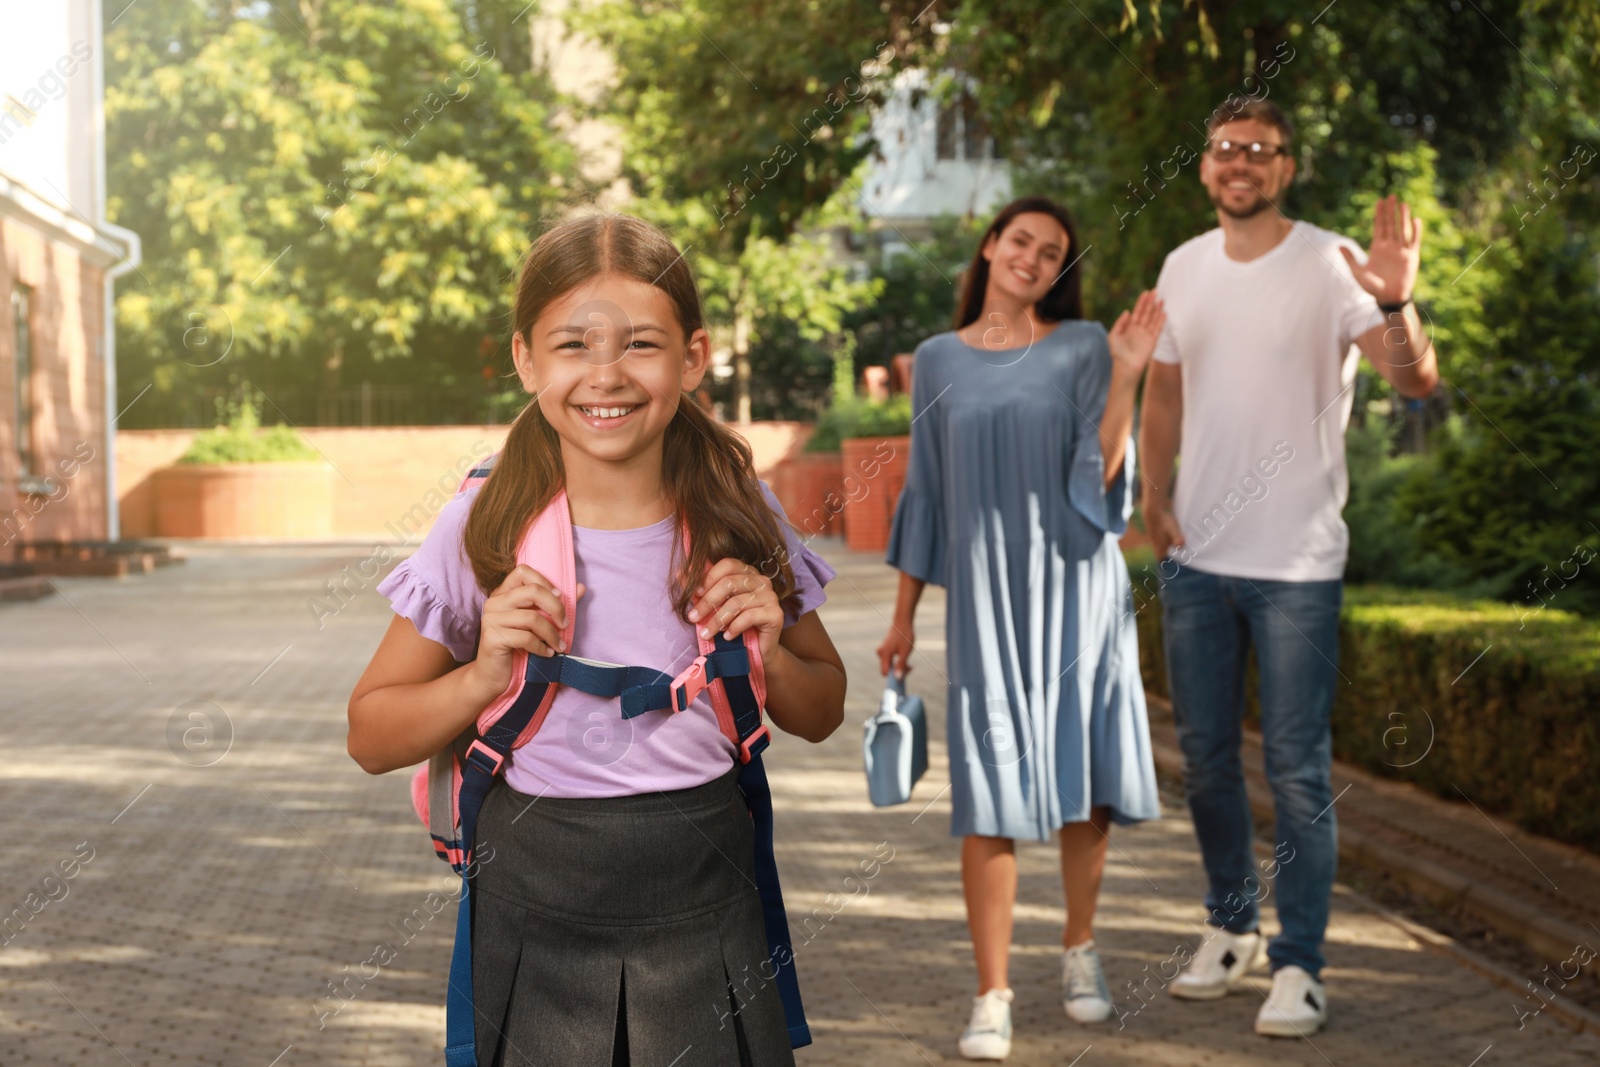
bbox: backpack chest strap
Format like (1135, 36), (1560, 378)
(523, 646), (753, 720)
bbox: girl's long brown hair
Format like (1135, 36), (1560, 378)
(463, 213), (799, 620)
(953, 196), (1083, 329)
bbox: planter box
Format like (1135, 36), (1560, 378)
(840, 435), (910, 553)
(771, 452), (845, 537)
(153, 463), (336, 539)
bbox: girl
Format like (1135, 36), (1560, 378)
(875, 196), (1165, 1059)
(348, 213), (846, 1067)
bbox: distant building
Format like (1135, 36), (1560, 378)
(0, 0), (139, 556)
(855, 70), (1012, 266)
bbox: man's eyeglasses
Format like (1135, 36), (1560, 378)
(1209, 139), (1289, 163)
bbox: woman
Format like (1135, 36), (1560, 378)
(876, 196), (1164, 1060)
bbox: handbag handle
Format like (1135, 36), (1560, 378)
(880, 671), (906, 715)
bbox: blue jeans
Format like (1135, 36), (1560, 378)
(1158, 563), (1342, 979)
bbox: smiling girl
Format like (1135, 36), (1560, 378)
(348, 213), (846, 1066)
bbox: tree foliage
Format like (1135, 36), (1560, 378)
(934, 0), (1600, 610)
(576, 0), (927, 419)
(104, 0), (1600, 612)
(579, 0), (936, 253)
(105, 0), (578, 420)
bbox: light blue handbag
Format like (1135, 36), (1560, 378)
(862, 673), (928, 807)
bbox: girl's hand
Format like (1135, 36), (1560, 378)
(467, 566), (586, 701)
(1107, 289), (1167, 376)
(689, 559), (783, 664)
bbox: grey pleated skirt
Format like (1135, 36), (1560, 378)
(470, 767), (796, 1067)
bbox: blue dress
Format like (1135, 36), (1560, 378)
(886, 324), (1161, 841)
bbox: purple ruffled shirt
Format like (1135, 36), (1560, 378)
(375, 482), (834, 799)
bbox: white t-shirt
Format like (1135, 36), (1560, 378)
(1152, 221), (1380, 581)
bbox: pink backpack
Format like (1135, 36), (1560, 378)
(415, 453), (808, 1066)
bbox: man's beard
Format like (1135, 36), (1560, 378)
(1209, 185), (1277, 220)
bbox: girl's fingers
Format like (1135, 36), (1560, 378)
(494, 580), (568, 626)
(690, 568), (771, 624)
(690, 561), (736, 612)
(495, 567), (568, 621)
(697, 557), (748, 592)
(499, 564), (553, 593)
(482, 568), (576, 660)
(715, 605), (779, 641)
(526, 583), (568, 624)
(699, 559), (776, 603)
(498, 606), (565, 647)
(705, 583), (775, 636)
(488, 608), (566, 655)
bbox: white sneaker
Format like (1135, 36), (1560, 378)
(958, 987), (1014, 1060)
(1061, 941), (1113, 1023)
(1169, 928), (1265, 1000)
(1255, 965), (1328, 1037)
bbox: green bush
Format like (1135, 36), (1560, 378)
(803, 394), (913, 453)
(178, 396), (321, 464)
(1393, 211), (1600, 617)
(1343, 417), (1472, 589)
(1125, 549), (1600, 850)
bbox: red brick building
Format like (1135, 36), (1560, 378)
(0, 2), (139, 561)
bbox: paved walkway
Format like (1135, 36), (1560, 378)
(2, 540), (1597, 1066)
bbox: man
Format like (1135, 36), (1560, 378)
(1139, 97), (1438, 1038)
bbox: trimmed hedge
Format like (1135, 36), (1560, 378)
(1125, 551), (1600, 851)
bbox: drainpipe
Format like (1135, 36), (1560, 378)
(89, 0), (142, 542)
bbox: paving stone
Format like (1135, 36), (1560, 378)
(0, 540), (1595, 1065)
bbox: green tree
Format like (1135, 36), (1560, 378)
(578, 0), (933, 419)
(932, 0), (1599, 611)
(844, 215), (985, 368)
(105, 0), (578, 424)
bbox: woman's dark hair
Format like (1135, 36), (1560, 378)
(463, 213), (798, 620)
(953, 196), (1083, 329)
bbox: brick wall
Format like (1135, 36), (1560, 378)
(117, 421), (815, 540)
(0, 215), (108, 558)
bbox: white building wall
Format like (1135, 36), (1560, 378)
(0, 0), (101, 220)
(857, 69), (1012, 228)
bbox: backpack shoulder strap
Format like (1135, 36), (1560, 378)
(710, 633), (809, 1048)
(683, 568), (808, 1046)
(439, 487), (576, 1066)
(469, 489), (575, 747)
(419, 489), (576, 872)
(457, 452), (498, 493)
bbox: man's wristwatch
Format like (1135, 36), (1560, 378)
(1378, 297), (1412, 315)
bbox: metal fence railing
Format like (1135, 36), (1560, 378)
(120, 383), (525, 429)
